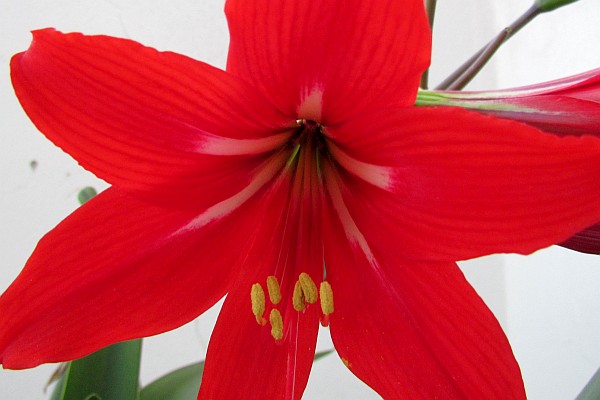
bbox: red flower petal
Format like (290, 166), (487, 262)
(199, 282), (320, 400)
(199, 172), (322, 399)
(11, 29), (292, 209)
(323, 201), (525, 399)
(225, 0), (431, 124)
(490, 95), (600, 136)
(0, 186), (272, 369)
(327, 106), (600, 261)
(445, 95), (600, 136)
(560, 222), (600, 254)
(473, 67), (600, 99)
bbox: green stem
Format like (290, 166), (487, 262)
(420, 0), (437, 89)
(425, 0), (437, 29)
(443, 27), (510, 90)
(435, 4), (542, 90)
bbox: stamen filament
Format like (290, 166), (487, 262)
(286, 143), (302, 168)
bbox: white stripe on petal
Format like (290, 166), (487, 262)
(324, 162), (377, 267)
(297, 85), (324, 122)
(327, 141), (393, 191)
(198, 132), (292, 155)
(173, 152), (288, 235)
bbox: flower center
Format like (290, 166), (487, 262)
(291, 119), (327, 151)
(247, 118), (335, 341)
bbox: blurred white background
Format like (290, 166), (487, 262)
(1, 1), (599, 399)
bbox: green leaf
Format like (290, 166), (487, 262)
(50, 187), (143, 400)
(49, 340), (142, 400)
(47, 364), (69, 400)
(576, 366), (600, 400)
(77, 186), (98, 205)
(49, 369), (67, 400)
(139, 362), (204, 400)
(139, 348), (334, 400)
(313, 349), (335, 362)
(535, 0), (580, 12)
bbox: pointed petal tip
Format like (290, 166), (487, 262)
(10, 26), (290, 209)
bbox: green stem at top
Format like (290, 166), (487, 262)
(420, 0), (437, 89)
(435, 4), (542, 90)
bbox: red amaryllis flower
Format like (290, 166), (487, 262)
(3, 1), (600, 398)
(417, 70), (600, 254)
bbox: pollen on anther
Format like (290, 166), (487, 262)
(342, 357), (351, 369)
(250, 283), (266, 326)
(298, 272), (318, 304)
(266, 275), (282, 305)
(292, 280), (306, 311)
(319, 281), (334, 315)
(269, 309), (283, 341)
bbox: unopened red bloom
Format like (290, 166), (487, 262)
(3, 1), (600, 399)
(417, 68), (600, 135)
(417, 70), (600, 254)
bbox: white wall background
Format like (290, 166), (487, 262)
(0, 1), (599, 399)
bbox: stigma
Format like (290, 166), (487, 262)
(249, 273), (334, 341)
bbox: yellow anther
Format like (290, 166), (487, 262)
(292, 280), (306, 311)
(319, 281), (334, 315)
(266, 275), (282, 305)
(342, 358), (351, 368)
(298, 272), (318, 304)
(269, 309), (283, 341)
(250, 283), (266, 326)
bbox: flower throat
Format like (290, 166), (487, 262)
(249, 119), (333, 342)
